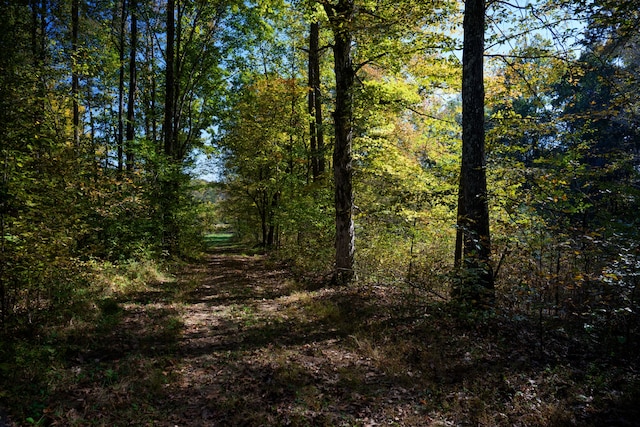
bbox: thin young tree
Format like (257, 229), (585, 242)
(71, 0), (80, 146)
(308, 21), (325, 180)
(125, 0), (137, 171)
(116, 0), (127, 173)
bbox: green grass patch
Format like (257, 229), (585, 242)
(204, 232), (236, 248)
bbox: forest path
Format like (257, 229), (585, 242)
(51, 247), (424, 426)
(34, 247), (633, 426)
(160, 248), (420, 426)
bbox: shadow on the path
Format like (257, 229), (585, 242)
(13, 246), (639, 427)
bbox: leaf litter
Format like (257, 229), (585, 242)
(6, 249), (639, 426)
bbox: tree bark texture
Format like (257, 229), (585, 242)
(456, 0), (494, 302)
(325, 0), (356, 284)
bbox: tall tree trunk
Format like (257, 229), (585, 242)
(174, 0), (182, 157)
(308, 21), (325, 180)
(125, 0), (137, 171)
(162, 0), (178, 253)
(31, 0), (46, 133)
(0, 151), (6, 329)
(143, 24), (158, 145)
(267, 191), (280, 248)
(325, 0), (355, 284)
(454, 183), (464, 269)
(117, 0), (126, 173)
(85, 79), (98, 178)
(164, 0), (175, 159)
(455, 0), (494, 304)
(261, 202), (268, 248)
(71, 0), (80, 146)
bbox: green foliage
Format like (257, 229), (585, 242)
(2, 3), (640, 425)
(274, 183), (335, 273)
(352, 58), (460, 286)
(220, 74), (320, 250)
(484, 24), (640, 342)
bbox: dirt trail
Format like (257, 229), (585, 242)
(178, 251), (293, 355)
(160, 250), (400, 426)
(26, 248), (634, 426)
(31, 248), (422, 427)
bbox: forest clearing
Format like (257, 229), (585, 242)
(1, 236), (638, 426)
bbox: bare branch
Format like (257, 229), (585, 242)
(407, 106), (457, 125)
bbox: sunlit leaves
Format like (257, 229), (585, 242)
(219, 75), (310, 245)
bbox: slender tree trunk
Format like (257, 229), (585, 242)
(71, 0), (80, 146)
(117, 0), (126, 173)
(308, 22), (325, 180)
(125, 0), (137, 171)
(455, 0), (494, 304)
(143, 24), (158, 145)
(174, 0), (183, 155)
(31, 0), (39, 66)
(141, 24), (149, 142)
(31, 0), (46, 133)
(261, 211), (268, 248)
(267, 191), (280, 247)
(162, 0), (178, 253)
(454, 182), (464, 269)
(0, 151), (7, 330)
(164, 0), (175, 158)
(325, 0), (355, 284)
(308, 23), (317, 180)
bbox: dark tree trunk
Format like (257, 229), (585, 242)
(325, 0), (355, 284)
(125, 0), (137, 171)
(455, 0), (494, 304)
(162, 0), (178, 253)
(308, 21), (325, 180)
(174, 0), (183, 158)
(31, 0), (46, 133)
(143, 25), (158, 145)
(0, 153), (6, 328)
(261, 210), (268, 248)
(164, 0), (175, 159)
(266, 191), (280, 248)
(85, 79), (97, 175)
(454, 185), (464, 269)
(71, 0), (80, 146)
(117, 0), (126, 173)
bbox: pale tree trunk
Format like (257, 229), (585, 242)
(455, 0), (494, 304)
(325, 0), (355, 284)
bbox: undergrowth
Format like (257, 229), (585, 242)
(0, 255), (175, 425)
(1, 247), (639, 426)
